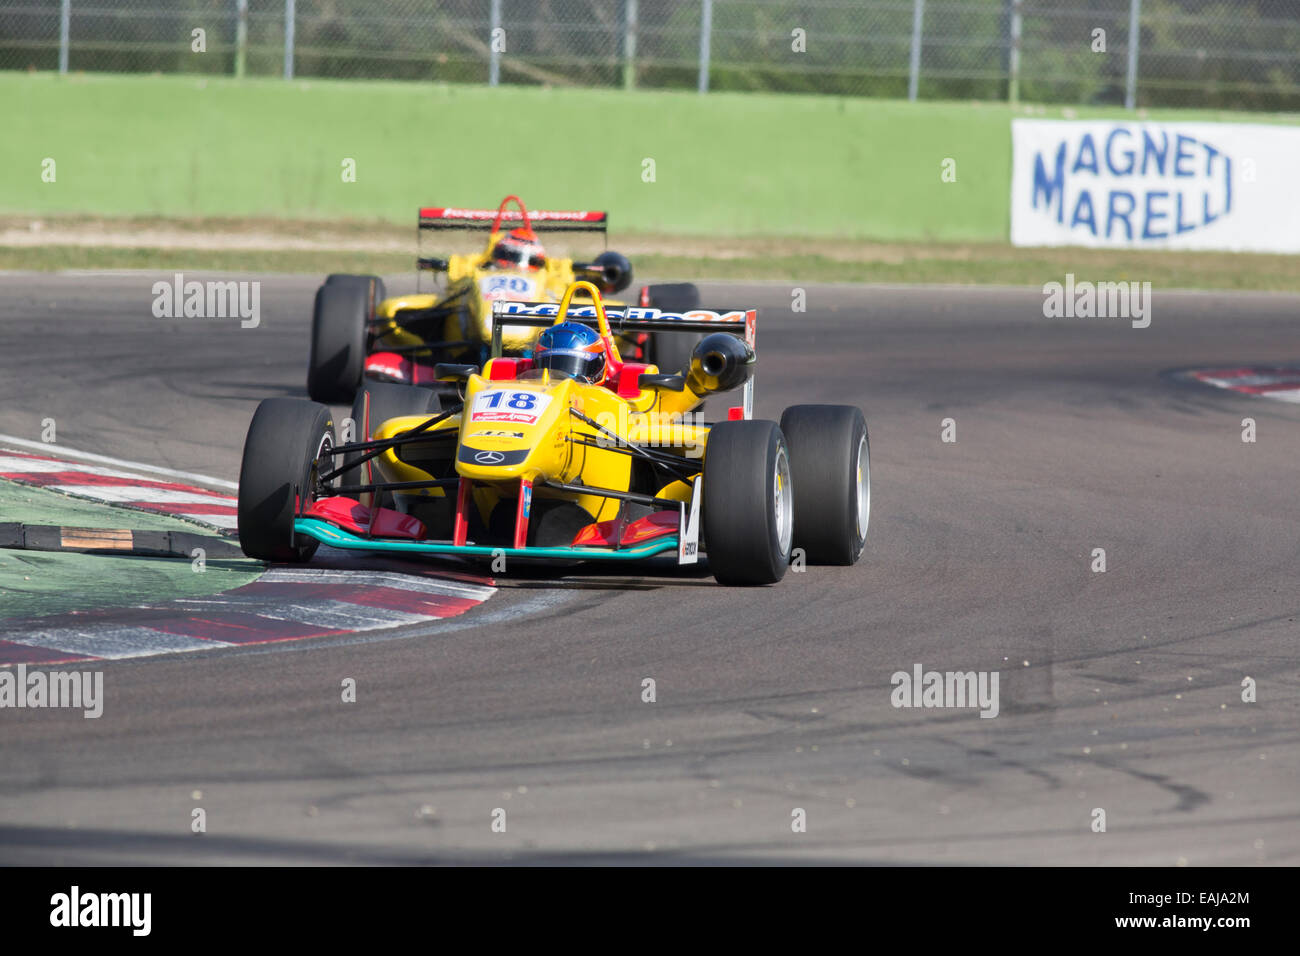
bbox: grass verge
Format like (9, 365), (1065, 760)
(0, 479), (261, 621)
(4, 72), (1299, 241)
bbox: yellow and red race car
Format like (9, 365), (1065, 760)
(242, 281), (870, 585)
(306, 195), (702, 410)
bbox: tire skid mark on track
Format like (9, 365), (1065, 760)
(5, 278), (1299, 863)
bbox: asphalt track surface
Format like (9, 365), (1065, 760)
(0, 273), (1297, 865)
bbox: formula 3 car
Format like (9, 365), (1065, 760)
(306, 194), (703, 409)
(244, 281), (870, 585)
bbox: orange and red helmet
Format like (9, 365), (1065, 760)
(491, 228), (546, 271)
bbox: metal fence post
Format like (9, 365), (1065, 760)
(284, 0), (295, 79)
(1008, 0), (1022, 105)
(1125, 0), (1142, 109)
(907, 0), (924, 102)
(622, 0), (638, 91)
(234, 0), (248, 78)
(698, 0), (712, 94)
(58, 0), (70, 74)
(489, 0), (501, 86)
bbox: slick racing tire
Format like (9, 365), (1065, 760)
(527, 499), (593, 548)
(325, 272), (387, 311)
(702, 419), (794, 585)
(343, 381), (442, 509)
(779, 404), (870, 565)
(307, 279), (374, 404)
(644, 283), (702, 375)
(238, 398), (336, 563)
(487, 497), (592, 549)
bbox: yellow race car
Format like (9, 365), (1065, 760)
(306, 195), (702, 409)
(244, 281), (870, 585)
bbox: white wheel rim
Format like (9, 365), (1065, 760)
(855, 434), (870, 542)
(774, 445), (793, 555)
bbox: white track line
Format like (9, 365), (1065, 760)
(0, 455), (167, 479)
(47, 484), (234, 506)
(180, 513), (239, 529)
(260, 567), (497, 601)
(5, 626), (231, 659)
(0, 434), (237, 491)
(171, 596), (431, 630)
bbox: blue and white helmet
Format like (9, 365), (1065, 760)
(533, 321), (606, 383)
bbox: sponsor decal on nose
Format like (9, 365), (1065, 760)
(457, 446), (529, 466)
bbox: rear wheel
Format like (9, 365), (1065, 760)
(527, 499), (593, 547)
(644, 283), (702, 375)
(343, 381), (442, 507)
(488, 497), (592, 548)
(702, 419), (793, 585)
(237, 398), (336, 562)
(780, 404), (869, 565)
(307, 279), (375, 404)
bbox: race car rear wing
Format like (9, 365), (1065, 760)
(490, 301), (756, 344)
(490, 300), (758, 419)
(418, 206), (608, 236)
(415, 197), (609, 287)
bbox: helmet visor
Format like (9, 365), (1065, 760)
(535, 347), (604, 383)
(493, 242), (545, 270)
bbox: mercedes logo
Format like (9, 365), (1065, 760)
(473, 450), (505, 465)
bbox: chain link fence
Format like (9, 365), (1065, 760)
(3, 1), (1298, 110)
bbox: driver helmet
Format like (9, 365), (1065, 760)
(533, 321), (606, 383)
(491, 228), (546, 271)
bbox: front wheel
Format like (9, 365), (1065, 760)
(780, 404), (869, 565)
(702, 419), (793, 585)
(237, 398), (336, 562)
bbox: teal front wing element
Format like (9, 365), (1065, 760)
(294, 518), (680, 561)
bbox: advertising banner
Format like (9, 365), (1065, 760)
(1011, 119), (1300, 253)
